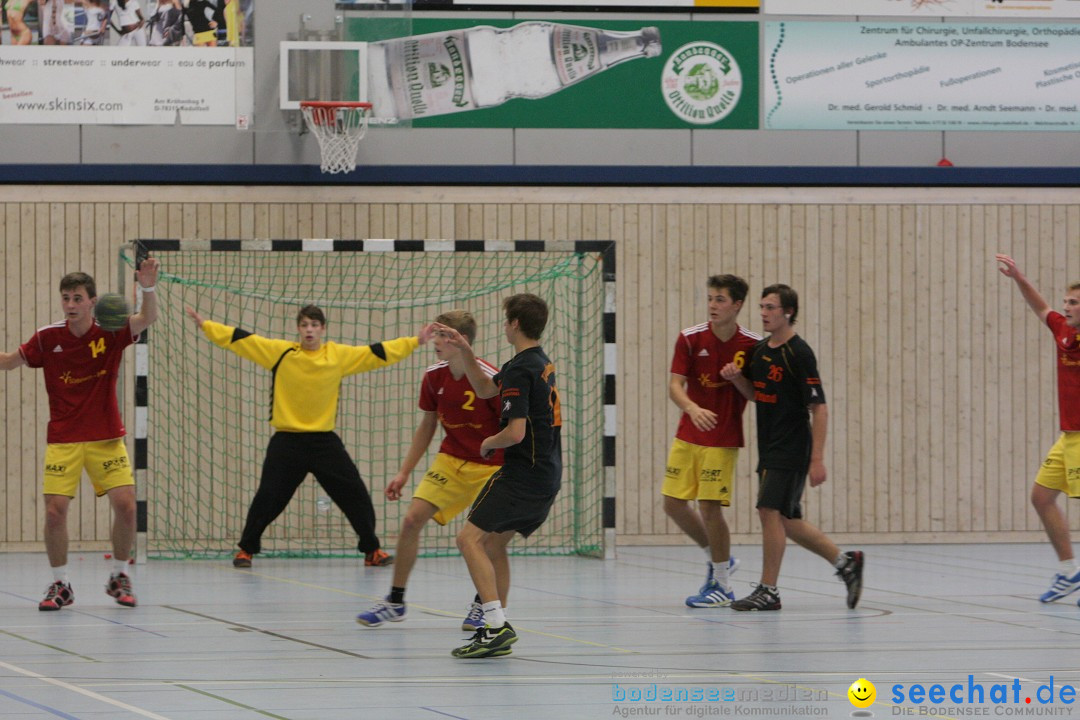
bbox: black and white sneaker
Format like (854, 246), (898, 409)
(836, 550), (864, 609)
(451, 623), (518, 658)
(731, 583), (781, 612)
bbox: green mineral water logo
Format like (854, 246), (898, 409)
(572, 43), (588, 62)
(428, 63), (451, 88)
(684, 63), (719, 101)
(662, 41), (742, 126)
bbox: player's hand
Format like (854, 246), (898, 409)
(719, 362), (742, 381)
(185, 307), (206, 330)
(385, 473), (407, 501)
(479, 436), (497, 460)
(430, 323), (475, 355)
(686, 404), (718, 432)
(996, 253), (1022, 279)
(137, 256), (160, 288)
(808, 459), (827, 488)
(417, 322), (437, 346)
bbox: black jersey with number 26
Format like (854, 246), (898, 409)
(494, 346), (562, 495)
(744, 335), (826, 472)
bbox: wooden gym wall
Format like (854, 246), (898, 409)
(0, 185), (1076, 551)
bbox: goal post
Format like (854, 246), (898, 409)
(123, 239), (615, 560)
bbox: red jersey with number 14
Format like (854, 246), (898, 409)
(419, 359), (503, 465)
(1047, 311), (1080, 431)
(20, 319), (138, 443)
(671, 323), (761, 448)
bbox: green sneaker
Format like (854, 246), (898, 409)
(451, 622), (518, 658)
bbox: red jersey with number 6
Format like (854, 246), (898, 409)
(1047, 312), (1080, 431)
(419, 359), (503, 465)
(19, 319), (138, 444)
(670, 323), (761, 448)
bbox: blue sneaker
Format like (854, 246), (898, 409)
(686, 579), (735, 608)
(1040, 568), (1080, 603)
(356, 598), (407, 627)
(461, 601), (485, 632)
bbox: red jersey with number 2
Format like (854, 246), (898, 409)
(1047, 311), (1080, 431)
(419, 359), (503, 465)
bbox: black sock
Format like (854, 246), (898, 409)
(473, 593), (482, 605)
(390, 586), (405, 605)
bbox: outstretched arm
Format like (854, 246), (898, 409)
(997, 253), (1052, 324)
(186, 306), (207, 331)
(0, 350), (26, 371)
(129, 257), (160, 336)
(429, 322), (499, 398)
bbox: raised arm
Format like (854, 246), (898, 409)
(430, 322), (499, 398)
(997, 253), (1052, 324)
(129, 257), (160, 337)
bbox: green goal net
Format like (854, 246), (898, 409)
(123, 242), (606, 559)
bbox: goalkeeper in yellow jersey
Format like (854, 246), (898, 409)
(186, 304), (436, 569)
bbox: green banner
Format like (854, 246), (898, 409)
(346, 18), (758, 129)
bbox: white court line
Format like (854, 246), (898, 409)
(0, 659), (173, 720)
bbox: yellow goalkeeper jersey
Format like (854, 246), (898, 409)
(202, 320), (419, 432)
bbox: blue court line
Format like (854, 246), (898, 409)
(0, 687), (82, 719)
(420, 708), (470, 720)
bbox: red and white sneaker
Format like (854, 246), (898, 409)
(39, 581), (74, 611)
(106, 573), (137, 607)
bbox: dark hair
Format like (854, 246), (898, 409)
(707, 274), (749, 304)
(503, 293), (548, 340)
(60, 272), (96, 298)
(435, 309), (478, 344)
(1070, 282), (1080, 293)
(296, 304), (327, 326)
(762, 283), (799, 325)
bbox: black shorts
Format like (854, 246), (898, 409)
(466, 468), (559, 538)
(755, 468), (806, 520)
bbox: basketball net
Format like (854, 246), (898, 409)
(300, 102), (372, 175)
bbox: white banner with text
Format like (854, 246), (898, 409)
(765, 22), (1080, 131)
(0, 47), (253, 126)
(765, 0), (1080, 18)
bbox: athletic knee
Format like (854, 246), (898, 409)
(662, 495), (687, 518)
(400, 511), (428, 537)
(1031, 485), (1059, 511)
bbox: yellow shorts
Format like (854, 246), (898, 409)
(43, 438), (134, 498)
(193, 29), (217, 46)
(414, 453), (499, 525)
(1035, 432), (1080, 498)
(661, 439), (737, 505)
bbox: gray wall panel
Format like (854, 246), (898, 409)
(859, 132), (942, 167)
(82, 126), (254, 164)
(0, 126), (80, 163)
(515, 129), (690, 166)
(693, 130), (857, 166)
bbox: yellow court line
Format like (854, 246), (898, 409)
(224, 566), (637, 654)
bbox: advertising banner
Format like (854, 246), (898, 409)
(764, 21), (1080, 131)
(765, 0), (1080, 19)
(343, 1), (759, 10)
(346, 18), (759, 129)
(0, 47), (254, 125)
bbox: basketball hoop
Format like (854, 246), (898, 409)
(300, 101), (372, 175)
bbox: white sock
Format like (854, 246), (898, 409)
(112, 559), (129, 576)
(1060, 559), (1078, 575)
(714, 562), (730, 588)
(833, 553), (847, 569)
(482, 601), (505, 628)
(52, 566), (69, 584)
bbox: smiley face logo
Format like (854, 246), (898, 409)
(848, 678), (876, 708)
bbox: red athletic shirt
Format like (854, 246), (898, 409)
(670, 323), (761, 447)
(20, 319), (137, 443)
(419, 359), (503, 465)
(1047, 311), (1080, 431)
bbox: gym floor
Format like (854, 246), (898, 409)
(1, 543), (1078, 719)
